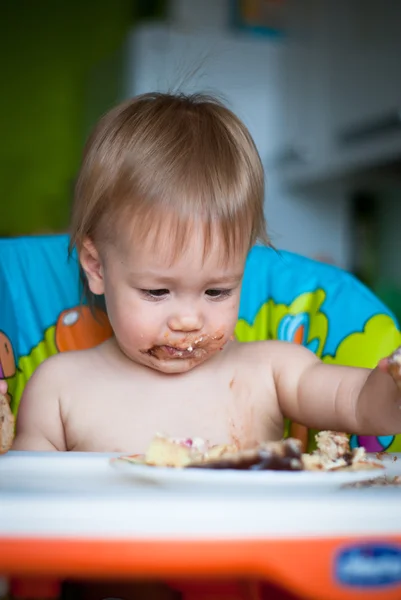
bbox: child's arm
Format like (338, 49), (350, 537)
(12, 358), (67, 451)
(273, 341), (401, 435)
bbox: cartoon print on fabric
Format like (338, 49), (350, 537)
(322, 314), (400, 369)
(349, 434), (394, 453)
(7, 306), (113, 416)
(0, 331), (16, 405)
(55, 306), (112, 352)
(323, 313), (401, 453)
(278, 313), (320, 354)
(236, 290), (328, 357)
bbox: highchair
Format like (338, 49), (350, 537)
(1, 233), (400, 600)
(2, 234), (400, 453)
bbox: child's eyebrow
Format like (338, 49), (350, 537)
(130, 272), (243, 285)
(205, 274), (244, 285)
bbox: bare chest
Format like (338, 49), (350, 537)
(64, 364), (280, 453)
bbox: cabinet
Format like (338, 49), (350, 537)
(126, 1), (401, 189)
(280, 0), (401, 186)
(325, 0), (401, 140)
(267, 0), (330, 180)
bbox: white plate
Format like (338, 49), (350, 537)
(111, 458), (385, 490)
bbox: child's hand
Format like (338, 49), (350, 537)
(0, 380), (7, 397)
(379, 347), (401, 392)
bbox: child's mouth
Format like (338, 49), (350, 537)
(145, 345), (202, 360)
(141, 332), (226, 361)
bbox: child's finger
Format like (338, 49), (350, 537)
(386, 348), (401, 392)
(378, 358), (389, 371)
(0, 381), (7, 396)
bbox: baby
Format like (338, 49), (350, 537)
(11, 92), (401, 453)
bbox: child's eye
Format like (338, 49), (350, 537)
(141, 289), (170, 300)
(205, 289), (232, 300)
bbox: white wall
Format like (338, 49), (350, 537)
(266, 181), (351, 268)
(170, 0), (228, 31)
(124, 0), (352, 269)
(379, 189), (401, 282)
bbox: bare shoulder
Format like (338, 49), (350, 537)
(13, 347), (102, 451)
(27, 350), (80, 382)
(18, 348), (95, 394)
(236, 338), (318, 360)
(225, 339), (280, 386)
(231, 338), (317, 363)
(229, 339), (320, 387)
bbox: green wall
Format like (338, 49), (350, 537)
(0, 0), (134, 235)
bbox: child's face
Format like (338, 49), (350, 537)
(84, 223), (246, 374)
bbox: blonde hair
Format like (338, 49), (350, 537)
(70, 93), (269, 297)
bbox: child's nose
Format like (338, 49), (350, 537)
(167, 312), (203, 332)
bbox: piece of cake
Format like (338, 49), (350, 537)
(144, 434), (209, 467)
(302, 430), (383, 472)
(204, 443), (238, 461)
(302, 431), (352, 470)
(0, 394), (14, 454)
(119, 436), (239, 468)
(187, 438), (303, 471)
(119, 430), (383, 473)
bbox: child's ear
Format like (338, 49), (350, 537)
(80, 238), (105, 295)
